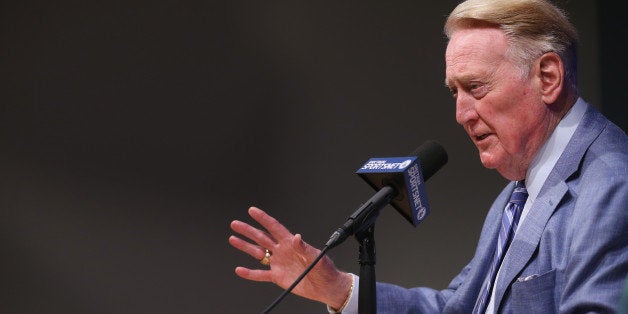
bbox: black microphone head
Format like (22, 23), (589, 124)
(412, 140), (448, 182)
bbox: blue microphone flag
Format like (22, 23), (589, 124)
(356, 156), (429, 226)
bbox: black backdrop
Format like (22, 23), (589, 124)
(1, 1), (623, 313)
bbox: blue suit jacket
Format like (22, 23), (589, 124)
(375, 104), (628, 313)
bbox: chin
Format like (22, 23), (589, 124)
(479, 152), (501, 170)
(479, 152), (525, 180)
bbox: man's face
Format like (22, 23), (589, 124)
(445, 27), (550, 180)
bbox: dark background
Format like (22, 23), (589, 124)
(1, 1), (625, 313)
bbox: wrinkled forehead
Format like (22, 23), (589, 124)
(445, 28), (509, 85)
(446, 27), (508, 61)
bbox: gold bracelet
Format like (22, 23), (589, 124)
(334, 275), (354, 313)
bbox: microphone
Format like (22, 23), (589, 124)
(325, 140), (448, 249)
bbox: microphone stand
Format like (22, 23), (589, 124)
(356, 224), (377, 314)
(350, 186), (395, 314)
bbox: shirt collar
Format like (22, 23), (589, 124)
(523, 97), (587, 204)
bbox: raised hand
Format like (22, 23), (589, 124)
(229, 206), (352, 309)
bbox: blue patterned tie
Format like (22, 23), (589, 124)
(472, 181), (528, 314)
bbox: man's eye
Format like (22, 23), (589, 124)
(468, 83), (488, 98)
(449, 88), (458, 98)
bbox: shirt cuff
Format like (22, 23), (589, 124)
(326, 273), (359, 314)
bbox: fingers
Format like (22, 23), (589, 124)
(229, 235), (266, 260)
(230, 219), (277, 250)
(248, 207), (292, 240)
(235, 266), (272, 282)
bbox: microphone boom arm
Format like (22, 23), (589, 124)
(325, 186), (397, 249)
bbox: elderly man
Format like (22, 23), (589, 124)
(229, 0), (628, 312)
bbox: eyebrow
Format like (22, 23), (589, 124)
(444, 73), (480, 89)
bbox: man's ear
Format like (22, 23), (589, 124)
(536, 52), (564, 104)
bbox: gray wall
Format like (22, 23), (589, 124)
(0, 1), (617, 313)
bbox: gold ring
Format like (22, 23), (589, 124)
(260, 249), (271, 266)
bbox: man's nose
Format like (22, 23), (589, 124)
(455, 93), (477, 125)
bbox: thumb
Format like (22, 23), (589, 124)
(292, 234), (319, 260)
